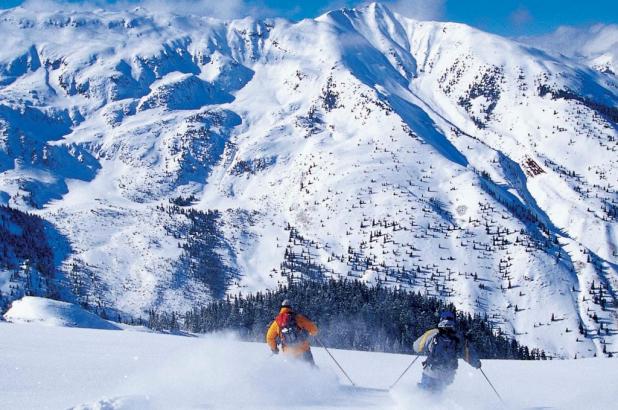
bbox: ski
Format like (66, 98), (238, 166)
(339, 385), (390, 394)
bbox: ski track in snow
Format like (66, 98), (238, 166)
(1, 322), (617, 410)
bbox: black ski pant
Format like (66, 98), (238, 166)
(303, 349), (316, 367)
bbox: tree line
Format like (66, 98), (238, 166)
(147, 278), (546, 360)
(0, 205), (58, 311)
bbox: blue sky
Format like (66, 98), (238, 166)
(1, 0), (617, 36)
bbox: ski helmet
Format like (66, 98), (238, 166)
(438, 310), (456, 330)
(281, 299), (292, 308)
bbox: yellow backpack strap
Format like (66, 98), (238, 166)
(414, 329), (439, 353)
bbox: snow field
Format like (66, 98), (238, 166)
(1, 322), (617, 410)
(3, 296), (120, 330)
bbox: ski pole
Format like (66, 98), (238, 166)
(479, 368), (506, 406)
(315, 337), (357, 387)
(389, 354), (420, 389)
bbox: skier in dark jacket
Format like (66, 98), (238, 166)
(413, 311), (481, 392)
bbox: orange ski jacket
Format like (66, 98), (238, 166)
(266, 307), (318, 357)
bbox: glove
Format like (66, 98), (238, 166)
(474, 360), (482, 369)
(272, 348), (279, 355)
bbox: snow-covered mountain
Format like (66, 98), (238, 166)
(0, 2), (616, 357)
(521, 24), (618, 76)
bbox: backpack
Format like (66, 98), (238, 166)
(276, 311), (305, 346)
(426, 332), (459, 371)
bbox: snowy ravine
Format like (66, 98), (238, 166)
(1, 321), (617, 410)
(0, 2), (616, 358)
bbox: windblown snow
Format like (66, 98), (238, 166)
(522, 24), (618, 76)
(0, 2), (617, 358)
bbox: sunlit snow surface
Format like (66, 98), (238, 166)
(3, 296), (121, 330)
(0, 322), (616, 410)
(522, 24), (618, 75)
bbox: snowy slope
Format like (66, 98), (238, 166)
(521, 24), (618, 75)
(0, 3), (616, 357)
(1, 321), (617, 410)
(3, 296), (121, 329)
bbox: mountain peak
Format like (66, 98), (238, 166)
(317, 1), (397, 23)
(365, 1), (393, 14)
(0, 4), (616, 358)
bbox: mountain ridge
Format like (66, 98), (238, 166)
(0, 2), (616, 357)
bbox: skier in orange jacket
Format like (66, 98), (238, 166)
(266, 299), (318, 364)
